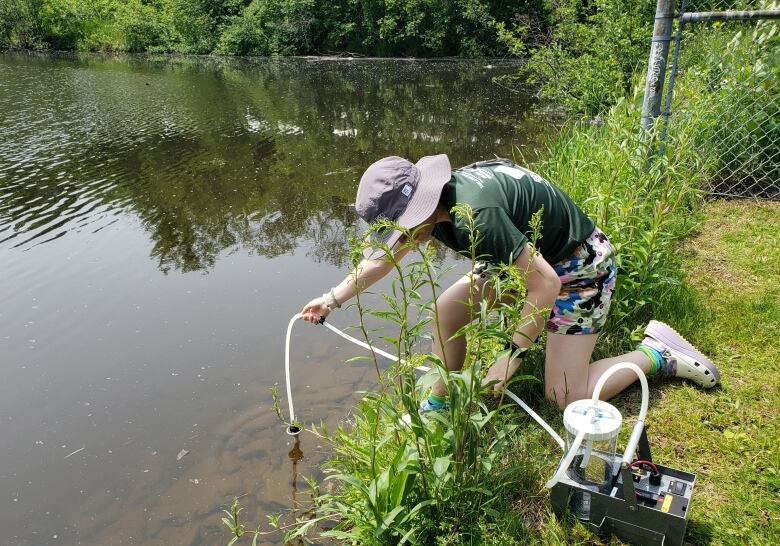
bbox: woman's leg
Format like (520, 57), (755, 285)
(543, 228), (718, 408)
(545, 332), (652, 408)
(430, 268), (530, 399)
(430, 272), (488, 397)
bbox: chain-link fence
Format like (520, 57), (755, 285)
(647, 1), (780, 199)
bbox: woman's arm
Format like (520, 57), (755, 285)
(511, 243), (561, 349)
(299, 235), (421, 324)
(483, 243), (561, 392)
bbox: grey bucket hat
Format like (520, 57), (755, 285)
(355, 154), (452, 258)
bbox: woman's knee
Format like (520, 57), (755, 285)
(544, 332), (598, 408)
(433, 281), (476, 333)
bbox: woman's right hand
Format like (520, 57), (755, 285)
(300, 296), (331, 324)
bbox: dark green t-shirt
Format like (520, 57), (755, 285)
(431, 162), (595, 265)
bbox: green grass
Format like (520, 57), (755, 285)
(506, 200), (780, 545)
(658, 200), (780, 544)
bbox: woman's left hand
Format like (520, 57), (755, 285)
(300, 297), (331, 324)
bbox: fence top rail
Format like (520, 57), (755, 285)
(679, 9), (780, 23)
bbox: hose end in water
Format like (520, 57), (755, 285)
(286, 425), (302, 436)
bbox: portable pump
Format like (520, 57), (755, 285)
(546, 363), (696, 546)
(284, 317), (697, 546)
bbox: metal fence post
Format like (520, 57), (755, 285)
(659, 0), (688, 154)
(641, 0), (676, 132)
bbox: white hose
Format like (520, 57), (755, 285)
(284, 314), (301, 426)
(283, 314), (565, 450)
(591, 361), (648, 464)
(502, 390), (565, 450)
(321, 320), (409, 365)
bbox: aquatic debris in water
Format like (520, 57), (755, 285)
(64, 446), (85, 459)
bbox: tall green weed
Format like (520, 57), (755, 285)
(522, 89), (706, 341)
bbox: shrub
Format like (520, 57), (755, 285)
(37, 0), (86, 49)
(499, 0), (656, 116)
(115, 0), (177, 53)
(217, 0), (318, 56)
(171, 0), (246, 54)
(0, 0), (46, 49)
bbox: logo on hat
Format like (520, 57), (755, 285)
(401, 184), (413, 198)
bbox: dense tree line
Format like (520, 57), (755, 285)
(0, 0), (549, 56)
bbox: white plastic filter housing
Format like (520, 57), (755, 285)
(563, 400), (621, 472)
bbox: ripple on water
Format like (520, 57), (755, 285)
(0, 57), (226, 253)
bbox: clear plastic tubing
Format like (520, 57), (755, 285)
(283, 314), (565, 450)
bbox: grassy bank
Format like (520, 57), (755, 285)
(665, 200), (779, 543)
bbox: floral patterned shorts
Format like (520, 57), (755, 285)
(547, 228), (617, 335)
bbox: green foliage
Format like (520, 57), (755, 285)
(0, 0), (46, 49)
(214, 0), (549, 56)
(500, 0), (656, 116)
(37, 0), (88, 50)
(1, 0), (179, 51)
(217, 0), (318, 56)
(171, 0), (246, 54)
(115, 0), (177, 53)
(1, 0), (547, 56)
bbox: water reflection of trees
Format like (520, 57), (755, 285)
(1, 55), (540, 273)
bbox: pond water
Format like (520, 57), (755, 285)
(0, 53), (545, 545)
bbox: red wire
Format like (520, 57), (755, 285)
(630, 460), (661, 501)
(630, 459), (660, 475)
